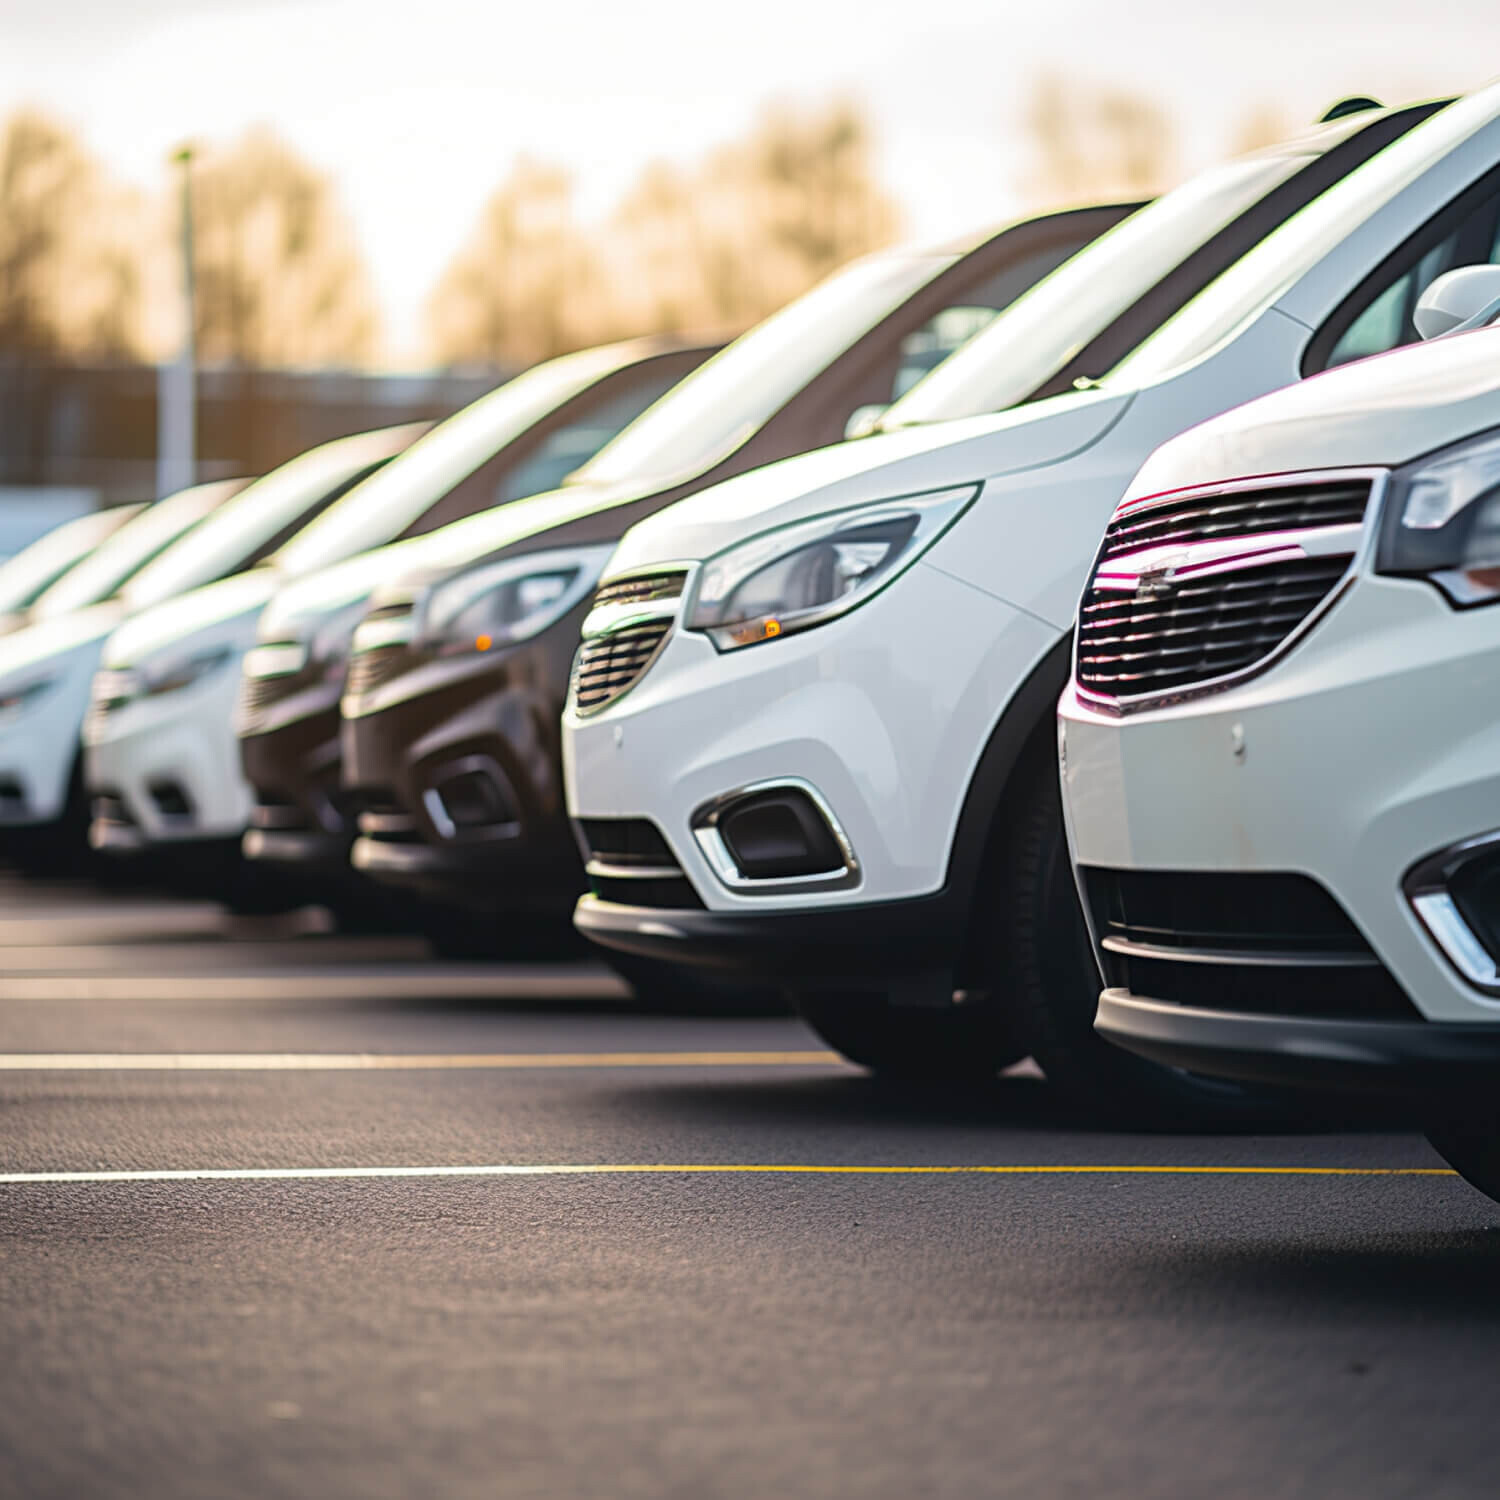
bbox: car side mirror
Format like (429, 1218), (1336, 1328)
(844, 404), (888, 440)
(1414, 265), (1500, 340)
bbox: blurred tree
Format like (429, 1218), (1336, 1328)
(0, 109), (142, 360)
(1020, 73), (1178, 204)
(427, 157), (608, 369)
(1231, 105), (1296, 156)
(429, 99), (901, 367)
(191, 129), (377, 368)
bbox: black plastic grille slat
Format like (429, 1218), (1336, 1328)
(572, 622), (671, 713)
(587, 873), (704, 910)
(1077, 555), (1351, 699)
(1101, 482), (1370, 559)
(578, 817), (680, 870)
(592, 573), (686, 609)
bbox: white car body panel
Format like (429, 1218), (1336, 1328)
(565, 92), (1500, 916)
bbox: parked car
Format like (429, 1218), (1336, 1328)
(78, 426), (423, 881)
(562, 86), (1500, 1114)
(233, 338), (718, 912)
(336, 201), (1141, 956)
(0, 503), (146, 637)
(0, 478), (250, 864)
(1058, 267), (1500, 1180)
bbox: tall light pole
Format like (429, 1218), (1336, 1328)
(157, 145), (197, 497)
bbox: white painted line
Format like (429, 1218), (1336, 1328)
(0, 1163), (1456, 1185)
(0, 1050), (843, 1071)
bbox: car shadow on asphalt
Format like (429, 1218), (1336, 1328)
(602, 1072), (1407, 1137)
(1116, 1226), (1500, 1319)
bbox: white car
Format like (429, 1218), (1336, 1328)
(0, 504), (147, 637)
(80, 425), (422, 866)
(1058, 270), (1500, 1184)
(0, 477), (248, 860)
(564, 84), (1500, 1115)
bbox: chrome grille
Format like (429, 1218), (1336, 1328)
(236, 671), (301, 721)
(592, 572), (685, 609)
(344, 646), (414, 698)
(1101, 480), (1371, 559)
(1076, 476), (1374, 708)
(572, 621), (671, 714)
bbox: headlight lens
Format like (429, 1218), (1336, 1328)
(0, 677), (55, 721)
(1377, 427), (1500, 605)
(242, 642), (309, 680)
(686, 485), (979, 650)
(104, 645), (234, 707)
(419, 546), (613, 655)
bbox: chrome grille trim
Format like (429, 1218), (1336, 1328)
(1075, 469), (1386, 712)
(570, 568), (689, 716)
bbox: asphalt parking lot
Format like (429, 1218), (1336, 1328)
(2, 877), (1498, 1500)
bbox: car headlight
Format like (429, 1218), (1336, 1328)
(685, 485), (980, 650)
(419, 546), (613, 655)
(242, 642), (309, 680)
(244, 601), (369, 684)
(1377, 427), (1500, 606)
(0, 677), (56, 722)
(102, 646), (235, 708)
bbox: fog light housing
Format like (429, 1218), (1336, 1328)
(1405, 832), (1500, 993)
(691, 780), (858, 892)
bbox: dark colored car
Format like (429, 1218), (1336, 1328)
(234, 337), (717, 907)
(335, 203), (1140, 953)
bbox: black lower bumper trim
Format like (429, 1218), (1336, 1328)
(242, 827), (349, 870)
(1095, 990), (1500, 1094)
(572, 891), (959, 982)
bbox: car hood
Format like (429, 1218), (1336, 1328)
(0, 602), (125, 683)
(603, 389), (1132, 574)
(1127, 326), (1500, 497)
(104, 570), (280, 668)
(257, 526), (489, 643)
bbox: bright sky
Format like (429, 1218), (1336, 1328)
(1, 0), (1493, 366)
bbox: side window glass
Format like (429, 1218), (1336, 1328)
(494, 371), (682, 504)
(404, 366), (684, 536)
(887, 240), (1084, 401)
(1324, 189), (1500, 370)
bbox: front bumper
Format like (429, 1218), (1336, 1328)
(565, 559), (1056, 927)
(84, 657), (251, 847)
(339, 631), (583, 912)
(239, 701), (353, 872)
(1060, 569), (1500, 1088)
(1095, 993), (1500, 1094)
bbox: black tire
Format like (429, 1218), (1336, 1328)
(997, 736), (1285, 1128)
(796, 992), (1027, 1082)
(1426, 1111), (1500, 1204)
(604, 953), (789, 1017)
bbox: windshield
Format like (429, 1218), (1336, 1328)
(881, 150), (1322, 427)
(120, 428), (415, 613)
(573, 250), (954, 489)
(0, 507), (138, 614)
(31, 480), (245, 622)
(274, 345), (642, 577)
(1111, 86), (1500, 387)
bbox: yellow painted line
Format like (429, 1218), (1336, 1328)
(0, 1163), (1456, 1185)
(0, 1050), (845, 1072)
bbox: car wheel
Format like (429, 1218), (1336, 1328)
(1425, 1111), (1500, 1204)
(998, 737), (1288, 1128)
(795, 992), (1027, 1082)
